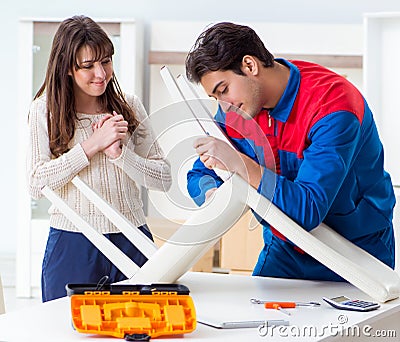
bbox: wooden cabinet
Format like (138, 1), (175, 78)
(219, 211), (264, 275)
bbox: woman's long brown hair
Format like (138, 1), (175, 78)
(34, 15), (140, 157)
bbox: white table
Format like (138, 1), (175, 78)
(0, 272), (399, 341)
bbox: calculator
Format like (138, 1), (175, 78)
(322, 296), (380, 312)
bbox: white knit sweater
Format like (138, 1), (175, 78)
(27, 94), (172, 233)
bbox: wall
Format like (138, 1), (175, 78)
(2, 0), (400, 257)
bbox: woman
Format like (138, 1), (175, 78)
(27, 15), (172, 302)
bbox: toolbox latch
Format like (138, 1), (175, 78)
(124, 333), (151, 341)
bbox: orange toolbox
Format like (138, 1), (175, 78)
(66, 283), (196, 340)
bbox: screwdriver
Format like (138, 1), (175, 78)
(250, 298), (321, 307)
(250, 298), (321, 316)
(264, 302), (293, 316)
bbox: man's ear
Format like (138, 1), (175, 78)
(241, 55), (259, 75)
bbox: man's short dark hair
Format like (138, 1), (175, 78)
(186, 22), (275, 83)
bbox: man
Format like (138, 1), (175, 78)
(185, 22), (396, 281)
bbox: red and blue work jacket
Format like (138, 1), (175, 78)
(187, 59), (395, 263)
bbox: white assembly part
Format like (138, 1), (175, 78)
(71, 176), (157, 259)
(129, 173), (248, 284)
(129, 172), (400, 303)
(42, 172), (400, 302)
(175, 74), (236, 149)
(40, 67), (400, 303)
(159, 66), (185, 104)
(161, 67), (233, 182)
(151, 66), (400, 302)
(41, 186), (140, 278)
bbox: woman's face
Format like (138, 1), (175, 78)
(70, 45), (113, 99)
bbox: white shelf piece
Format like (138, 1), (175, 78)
(71, 177), (157, 259)
(41, 186), (140, 278)
(131, 171), (400, 303)
(129, 67), (400, 303)
(364, 12), (400, 186)
(41, 67), (400, 303)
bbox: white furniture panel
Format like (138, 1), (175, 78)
(394, 187), (400, 273)
(0, 275), (5, 314)
(364, 13), (400, 186)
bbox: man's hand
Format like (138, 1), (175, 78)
(194, 136), (241, 171)
(205, 187), (217, 202)
(193, 136), (263, 189)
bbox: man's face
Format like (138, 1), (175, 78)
(200, 69), (265, 119)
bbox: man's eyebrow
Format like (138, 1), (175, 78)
(211, 81), (224, 95)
